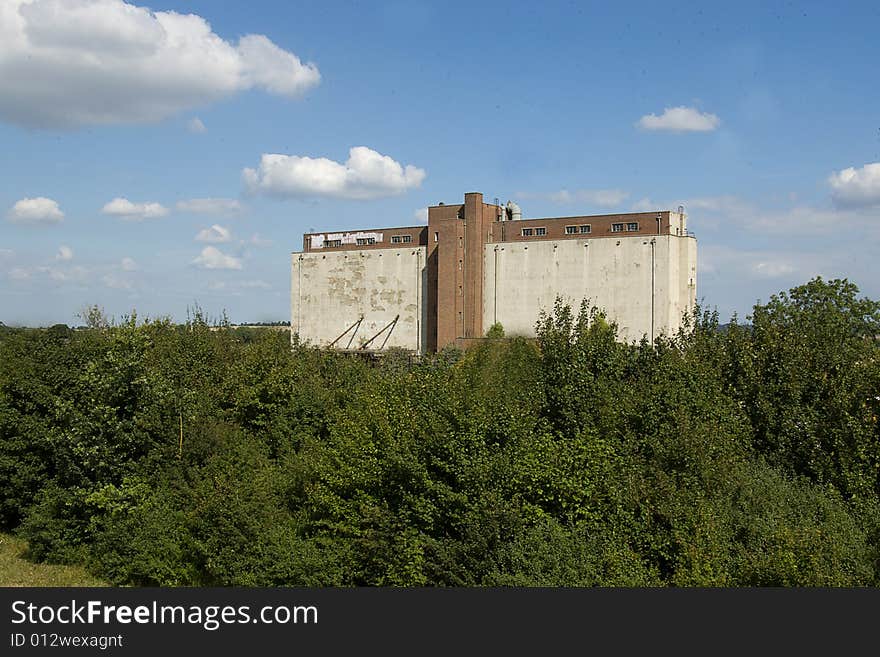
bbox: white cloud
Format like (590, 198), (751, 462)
(32, 264), (89, 283)
(637, 106), (721, 133)
(102, 273), (132, 289)
(42, 266), (66, 281)
(56, 245), (73, 261)
(0, 0), (321, 129)
(240, 280), (270, 289)
(186, 117), (206, 134)
(0, 249), (15, 259)
(248, 233), (273, 248)
(192, 246), (242, 270)
(243, 146), (426, 200)
(523, 189), (629, 207)
(120, 256), (137, 271)
(176, 198), (243, 215)
(549, 189), (629, 207)
(752, 261), (795, 278)
(7, 196), (64, 223)
(413, 207), (429, 224)
(680, 195), (748, 213)
(102, 197), (169, 220)
(828, 162), (880, 208)
(630, 195), (749, 217)
(746, 206), (843, 235)
(699, 245), (802, 281)
(630, 197), (655, 212)
(237, 34), (318, 95)
(9, 267), (30, 280)
(195, 224), (232, 243)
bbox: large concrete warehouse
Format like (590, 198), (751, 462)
(291, 191), (697, 354)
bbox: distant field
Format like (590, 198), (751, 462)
(0, 533), (107, 587)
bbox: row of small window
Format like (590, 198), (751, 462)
(520, 223), (638, 237)
(323, 235), (413, 248)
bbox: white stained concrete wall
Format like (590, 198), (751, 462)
(483, 236), (697, 343)
(292, 247), (428, 353)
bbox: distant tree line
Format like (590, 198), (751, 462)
(233, 321), (290, 327)
(0, 277), (878, 586)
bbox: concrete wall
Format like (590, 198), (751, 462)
(292, 247), (428, 353)
(482, 235), (696, 342)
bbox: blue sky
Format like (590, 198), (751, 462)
(1, 0), (879, 326)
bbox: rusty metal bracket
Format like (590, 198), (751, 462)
(328, 315), (364, 349)
(360, 315), (399, 350)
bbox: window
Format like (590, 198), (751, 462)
(579, 225), (591, 234)
(565, 225), (577, 235)
(521, 228), (533, 236)
(535, 227), (547, 236)
(356, 237), (375, 246)
(391, 235), (402, 244)
(402, 234), (412, 243)
(611, 223), (624, 232)
(434, 232), (439, 242)
(626, 222), (639, 231)
(325, 239), (342, 247)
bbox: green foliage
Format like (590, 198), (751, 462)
(720, 278), (880, 500)
(485, 322), (505, 338)
(1, 277), (879, 586)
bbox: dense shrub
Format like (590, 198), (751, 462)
(1, 277), (878, 586)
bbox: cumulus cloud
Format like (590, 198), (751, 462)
(192, 246), (242, 270)
(7, 196), (64, 223)
(243, 146), (426, 200)
(0, 0), (321, 129)
(176, 198), (243, 215)
(186, 117), (206, 134)
(120, 256), (137, 271)
(637, 106), (721, 133)
(829, 162), (880, 208)
(195, 224), (232, 243)
(56, 245), (73, 261)
(102, 197), (169, 220)
(413, 207), (429, 224)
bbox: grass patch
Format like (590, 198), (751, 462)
(0, 533), (107, 587)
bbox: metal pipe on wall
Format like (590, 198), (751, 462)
(650, 239), (656, 342)
(416, 248), (421, 355)
(493, 246), (499, 326)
